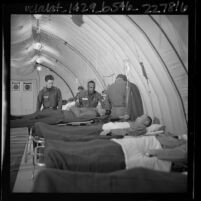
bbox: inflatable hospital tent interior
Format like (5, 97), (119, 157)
(10, 14), (188, 136)
(0, 11), (192, 194)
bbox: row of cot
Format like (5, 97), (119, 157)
(25, 119), (188, 193)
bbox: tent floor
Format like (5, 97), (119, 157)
(14, 151), (46, 192)
(13, 145), (45, 192)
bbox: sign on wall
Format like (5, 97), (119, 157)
(11, 81), (20, 91)
(23, 82), (32, 91)
(11, 80), (36, 115)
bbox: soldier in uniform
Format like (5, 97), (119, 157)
(75, 80), (110, 115)
(36, 75), (62, 112)
(67, 86), (85, 102)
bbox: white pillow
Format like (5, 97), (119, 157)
(62, 101), (75, 110)
(178, 134), (187, 141)
(146, 124), (165, 133)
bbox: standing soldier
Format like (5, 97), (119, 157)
(104, 74), (128, 119)
(36, 75), (62, 112)
(75, 80), (110, 114)
(105, 74), (144, 121)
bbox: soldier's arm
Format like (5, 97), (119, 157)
(128, 125), (147, 136)
(111, 128), (129, 136)
(147, 144), (187, 162)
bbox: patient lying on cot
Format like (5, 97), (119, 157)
(31, 114), (151, 139)
(10, 106), (106, 128)
(100, 115), (187, 169)
(100, 114), (152, 136)
(43, 124), (187, 173)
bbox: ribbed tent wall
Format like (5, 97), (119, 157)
(131, 15), (188, 123)
(83, 15), (187, 135)
(10, 14), (188, 136)
(151, 15), (188, 122)
(36, 15), (106, 92)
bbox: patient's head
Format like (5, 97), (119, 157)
(135, 115), (152, 127)
(78, 86), (84, 93)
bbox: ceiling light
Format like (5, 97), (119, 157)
(36, 57), (41, 63)
(36, 65), (42, 71)
(33, 42), (42, 50)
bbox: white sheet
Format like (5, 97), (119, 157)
(102, 122), (130, 130)
(62, 101), (75, 111)
(111, 136), (171, 172)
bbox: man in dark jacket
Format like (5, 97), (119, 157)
(105, 74), (128, 119)
(105, 74), (144, 121)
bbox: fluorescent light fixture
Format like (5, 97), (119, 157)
(36, 65), (42, 71)
(36, 57), (41, 63)
(33, 42), (42, 50)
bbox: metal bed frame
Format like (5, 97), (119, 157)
(25, 127), (45, 179)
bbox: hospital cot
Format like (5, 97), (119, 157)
(29, 122), (187, 176)
(30, 124), (188, 193)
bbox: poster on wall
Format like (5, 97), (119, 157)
(11, 81), (20, 91)
(23, 82), (32, 91)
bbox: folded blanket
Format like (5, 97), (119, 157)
(34, 122), (103, 140)
(44, 139), (125, 172)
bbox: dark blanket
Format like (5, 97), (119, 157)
(45, 139), (125, 172)
(10, 110), (64, 128)
(127, 81), (144, 121)
(10, 110), (101, 128)
(34, 122), (117, 142)
(34, 122), (102, 139)
(32, 167), (187, 193)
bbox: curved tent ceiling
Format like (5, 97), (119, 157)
(10, 14), (188, 136)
